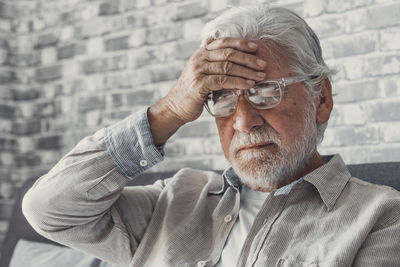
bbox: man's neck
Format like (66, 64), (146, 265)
(249, 151), (324, 192)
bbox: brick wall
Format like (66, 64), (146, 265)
(0, 0), (399, 255)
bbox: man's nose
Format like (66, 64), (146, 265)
(232, 96), (265, 133)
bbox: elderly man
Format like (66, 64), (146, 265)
(23, 5), (400, 267)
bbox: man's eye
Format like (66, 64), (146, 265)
(213, 91), (234, 101)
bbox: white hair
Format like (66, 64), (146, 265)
(201, 5), (336, 144)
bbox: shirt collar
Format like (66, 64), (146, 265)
(209, 154), (352, 211)
(302, 154), (351, 211)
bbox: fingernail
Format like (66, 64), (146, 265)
(248, 42), (258, 49)
(247, 80), (255, 85)
(257, 59), (267, 68)
(257, 72), (266, 78)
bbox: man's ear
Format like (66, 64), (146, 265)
(316, 76), (333, 124)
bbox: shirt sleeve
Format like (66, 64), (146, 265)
(351, 217), (400, 266)
(22, 107), (165, 266)
(105, 107), (164, 178)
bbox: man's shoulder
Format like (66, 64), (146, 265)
(346, 176), (400, 223)
(348, 176), (400, 198)
(165, 167), (224, 191)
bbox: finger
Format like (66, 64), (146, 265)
(202, 75), (255, 92)
(206, 37), (258, 53)
(204, 48), (267, 71)
(201, 62), (266, 81)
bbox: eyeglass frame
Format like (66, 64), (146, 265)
(203, 75), (317, 118)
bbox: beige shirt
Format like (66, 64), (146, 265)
(22, 110), (400, 267)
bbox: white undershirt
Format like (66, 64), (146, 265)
(215, 177), (303, 266)
(215, 186), (270, 267)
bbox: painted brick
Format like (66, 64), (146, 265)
(0, 137), (18, 152)
(12, 120), (41, 135)
(41, 47), (57, 65)
(380, 28), (400, 51)
(379, 75), (400, 97)
(8, 52), (39, 67)
(0, 2), (14, 19)
(78, 95), (106, 113)
(111, 93), (123, 107)
(105, 36), (129, 51)
(128, 28), (147, 48)
(381, 123), (400, 143)
(303, 0), (326, 17)
(126, 90), (156, 106)
(81, 55), (127, 74)
(336, 103), (367, 126)
(35, 33), (58, 48)
(0, 18), (11, 32)
(0, 119), (12, 134)
(99, 1), (120, 16)
(146, 6), (178, 26)
(86, 37), (104, 55)
(333, 79), (379, 103)
(0, 88), (13, 101)
(322, 31), (377, 59)
(208, 0), (229, 12)
(57, 43), (80, 59)
(365, 100), (400, 122)
(326, 0), (353, 13)
(35, 65), (62, 82)
(150, 64), (183, 83)
(175, 40), (199, 60)
(352, 0), (374, 8)
(146, 25), (183, 45)
(86, 110), (103, 127)
(0, 48), (7, 65)
(0, 104), (15, 118)
(176, 120), (217, 138)
(323, 126), (379, 147)
(366, 3), (400, 29)
(0, 70), (16, 83)
(128, 49), (157, 68)
(60, 26), (74, 42)
(126, 12), (147, 28)
(183, 18), (203, 40)
(17, 137), (35, 153)
(14, 152), (41, 167)
(135, 0), (151, 9)
(0, 201), (14, 220)
(37, 135), (62, 150)
(176, 1), (208, 21)
(344, 9), (368, 33)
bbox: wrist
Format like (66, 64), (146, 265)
(148, 99), (185, 146)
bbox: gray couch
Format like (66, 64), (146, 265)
(1, 161), (399, 267)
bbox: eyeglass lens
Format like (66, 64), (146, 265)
(205, 81), (281, 117)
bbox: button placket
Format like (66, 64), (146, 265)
(197, 260), (206, 266)
(224, 214), (233, 223)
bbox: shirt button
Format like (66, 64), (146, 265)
(139, 160), (148, 167)
(197, 261), (206, 267)
(224, 214), (232, 223)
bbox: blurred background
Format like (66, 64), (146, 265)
(0, 0), (399, 255)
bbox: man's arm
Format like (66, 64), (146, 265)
(22, 108), (165, 266)
(22, 37), (267, 265)
(352, 217), (400, 266)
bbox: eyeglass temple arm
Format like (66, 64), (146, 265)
(281, 75), (319, 86)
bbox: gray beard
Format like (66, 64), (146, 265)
(229, 106), (317, 191)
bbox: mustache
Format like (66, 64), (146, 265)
(230, 124), (281, 153)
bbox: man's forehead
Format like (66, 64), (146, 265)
(252, 40), (289, 77)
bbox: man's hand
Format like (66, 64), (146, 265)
(148, 37), (267, 145)
(165, 37), (267, 123)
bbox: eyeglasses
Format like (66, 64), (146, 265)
(204, 76), (316, 117)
